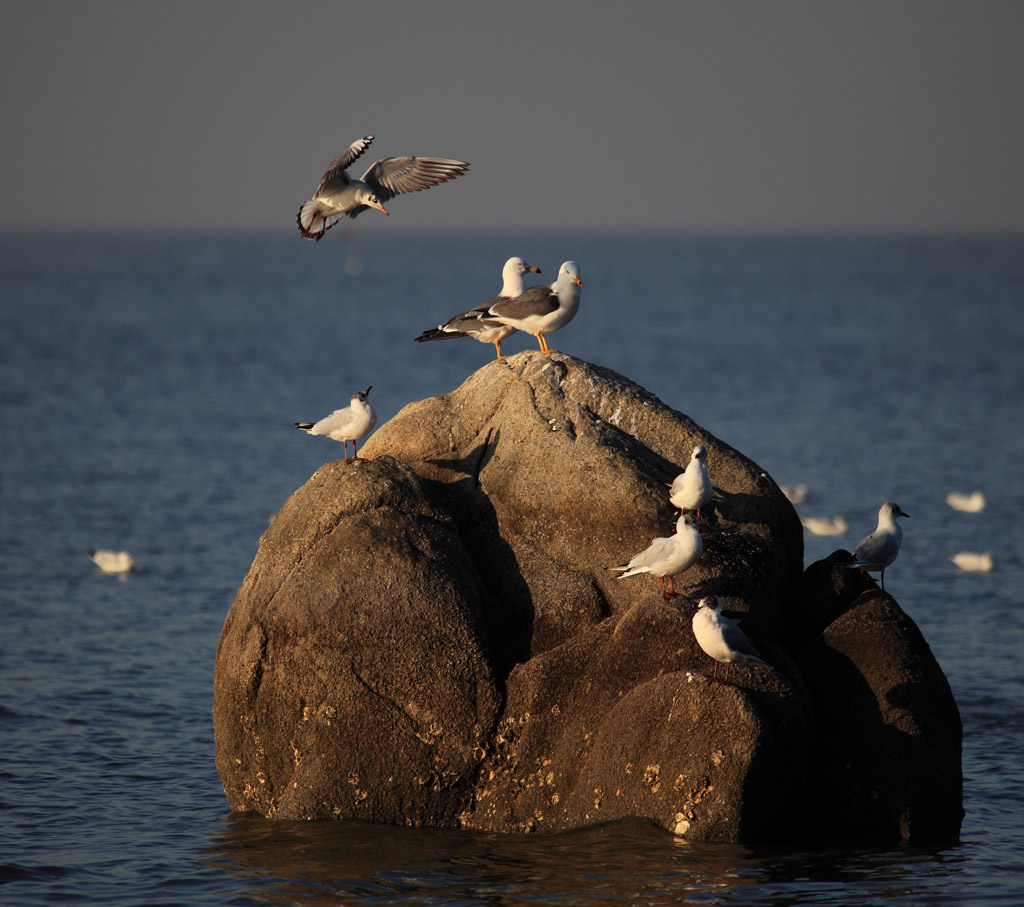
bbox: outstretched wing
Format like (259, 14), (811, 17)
(361, 156), (470, 204)
(314, 136), (375, 195)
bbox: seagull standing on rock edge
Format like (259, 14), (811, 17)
(414, 257), (542, 359)
(692, 596), (769, 685)
(295, 387), (378, 463)
(608, 512), (703, 600)
(848, 501), (909, 591)
(668, 445), (713, 518)
(296, 136), (471, 241)
(486, 261), (582, 353)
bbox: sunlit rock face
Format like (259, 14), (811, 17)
(214, 352), (961, 844)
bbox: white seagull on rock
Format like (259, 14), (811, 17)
(295, 387), (378, 462)
(692, 596), (769, 685)
(486, 261), (582, 353)
(848, 501), (909, 591)
(609, 513), (702, 600)
(297, 136), (470, 241)
(88, 549), (136, 574)
(414, 257), (542, 359)
(668, 445), (713, 517)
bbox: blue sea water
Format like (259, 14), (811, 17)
(1, 230), (1022, 905)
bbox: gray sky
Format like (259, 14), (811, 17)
(3, 1), (1022, 233)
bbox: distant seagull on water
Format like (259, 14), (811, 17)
(780, 484), (810, 505)
(668, 445), (713, 518)
(950, 551), (995, 572)
(88, 549), (136, 574)
(486, 261), (582, 353)
(295, 387), (378, 462)
(800, 515), (849, 536)
(609, 512), (702, 600)
(691, 596), (769, 685)
(297, 136), (470, 241)
(414, 257), (541, 359)
(945, 490), (986, 513)
(848, 501), (909, 591)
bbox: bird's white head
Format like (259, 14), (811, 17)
(883, 502), (909, 520)
(557, 261), (582, 287)
(504, 256), (541, 278)
(696, 596), (721, 612)
(692, 445), (707, 462)
(678, 512), (702, 532)
(353, 386), (373, 404)
(358, 188), (388, 215)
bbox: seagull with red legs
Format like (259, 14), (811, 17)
(295, 386), (378, 462)
(609, 512), (702, 601)
(692, 596), (769, 685)
(297, 136), (470, 241)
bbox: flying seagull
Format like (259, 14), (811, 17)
(608, 512), (702, 600)
(848, 501), (909, 591)
(414, 257), (541, 359)
(295, 386), (378, 462)
(692, 596), (769, 685)
(486, 261), (582, 353)
(297, 136), (470, 241)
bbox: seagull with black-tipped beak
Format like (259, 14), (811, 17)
(414, 257), (541, 359)
(486, 261), (582, 353)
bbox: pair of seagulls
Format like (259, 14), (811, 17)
(416, 257), (583, 358)
(609, 445), (714, 601)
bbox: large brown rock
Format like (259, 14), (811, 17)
(213, 351), (961, 843)
(213, 455), (502, 822)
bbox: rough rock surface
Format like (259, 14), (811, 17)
(213, 351), (962, 843)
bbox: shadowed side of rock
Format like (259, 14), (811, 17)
(797, 578), (964, 844)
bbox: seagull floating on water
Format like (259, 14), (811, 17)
(88, 549), (136, 574)
(848, 501), (909, 591)
(414, 257), (541, 359)
(609, 513), (702, 600)
(668, 445), (713, 517)
(692, 596), (768, 685)
(486, 261), (582, 353)
(295, 386), (378, 462)
(800, 515), (849, 536)
(780, 484), (810, 505)
(297, 136), (470, 241)
(950, 551), (995, 572)
(945, 490), (986, 513)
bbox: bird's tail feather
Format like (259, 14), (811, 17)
(415, 328), (460, 343)
(295, 422), (314, 432)
(296, 202), (339, 241)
